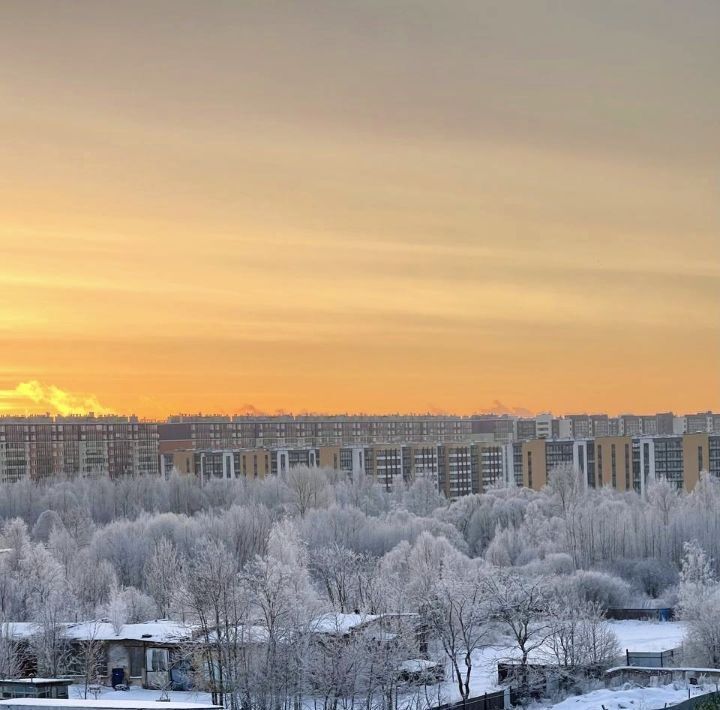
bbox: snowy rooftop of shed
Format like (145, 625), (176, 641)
(62, 621), (192, 644)
(0, 680), (72, 686)
(0, 701), (220, 710)
(0, 623), (40, 640)
(309, 612), (417, 636)
(310, 613), (379, 635)
(1, 621), (192, 644)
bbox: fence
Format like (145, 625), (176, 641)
(497, 661), (604, 694)
(606, 667), (720, 688)
(431, 689), (515, 710)
(606, 607), (675, 621)
(625, 647), (679, 668)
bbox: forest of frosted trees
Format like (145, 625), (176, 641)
(3, 466), (720, 709)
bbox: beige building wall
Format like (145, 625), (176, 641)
(319, 446), (340, 469)
(240, 449), (270, 479)
(171, 451), (194, 476)
(595, 436), (633, 491)
(439, 443), (473, 499)
(366, 444), (403, 490)
(683, 433), (709, 491)
(522, 440), (547, 490)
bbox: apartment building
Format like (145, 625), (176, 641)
(4, 412), (720, 494)
(0, 416), (159, 483)
(159, 415), (479, 450)
(508, 433), (720, 496)
(160, 440), (507, 500)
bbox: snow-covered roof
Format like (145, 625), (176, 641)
(63, 621), (192, 644)
(310, 613), (379, 636)
(0, 680), (72, 685)
(397, 659), (442, 673)
(309, 612), (419, 637)
(0, 623), (40, 640)
(0, 701), (220, 710)
(2, 620), (192, 644)
(608, 665), (720, 674)
(201, 625), (269, 645)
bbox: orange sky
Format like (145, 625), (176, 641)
(1, 1), (719, 418)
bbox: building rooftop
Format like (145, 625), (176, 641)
(0, 702), (220, 710)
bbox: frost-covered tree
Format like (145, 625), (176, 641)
(543, 587), (620, 685)
(0, 617), (22, 679)
(22, 544), (75, 675)
(286, 466), (331, 517)
(402, 478), (446, 517)
(241, 519), (320, 710)
(547, 463), (583, 516)
(484, 570), (553, 691)
(677, 541), (720, 665)
(647, 477), (680, 526)
(424, 561), (492, 703)
(106, 587), (129, 635)
(144, 538), (180, 618)
(32, 510), (65, 543)
(181, 536), (245, 709)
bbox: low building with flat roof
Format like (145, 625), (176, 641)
(0, 680), (72, 701)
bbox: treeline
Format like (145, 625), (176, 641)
(2, 467), (720, 708)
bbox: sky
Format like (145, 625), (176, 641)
(1, 1), (719, 418)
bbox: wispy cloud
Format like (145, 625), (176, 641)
(0, 381), (111, 416)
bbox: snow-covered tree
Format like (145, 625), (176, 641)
(144, 537), (180, 617)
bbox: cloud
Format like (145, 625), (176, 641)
(0, 380), (111, 416)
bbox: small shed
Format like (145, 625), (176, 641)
(0, 680), (72, 700)
(63, 622), (193, 690)
(0, 700), (221, 710)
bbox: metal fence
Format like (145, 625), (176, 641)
(606, 607), (675, 621)
(432, 689), (514, 710)
(625, 648), (679, 668)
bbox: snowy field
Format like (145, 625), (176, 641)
(548, 683), (710, 710)
(423, 620), (689, 707)
(432, 621), (689, 702)
(68, 686), (213, 704)
(607, 620), (687, 653)
(69, 681), (713, 710)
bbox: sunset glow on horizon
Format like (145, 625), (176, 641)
(1, 1), (719, 418)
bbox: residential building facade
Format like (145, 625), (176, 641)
(0, 416), (159, 483)
(3, 412), (720, 499)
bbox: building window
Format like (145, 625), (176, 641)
(129, 647), (144, 677)
(146, 648), (169, 672)
(699, 446), (704, 473)
(527, 451), (533, 488)
(624, 444), (630, 490)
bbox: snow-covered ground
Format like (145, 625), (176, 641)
(547, 682), (710, 710)
(68, 685), (213, 705)
(608, 620), (687, 653)
(434, 620), (688, 704)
